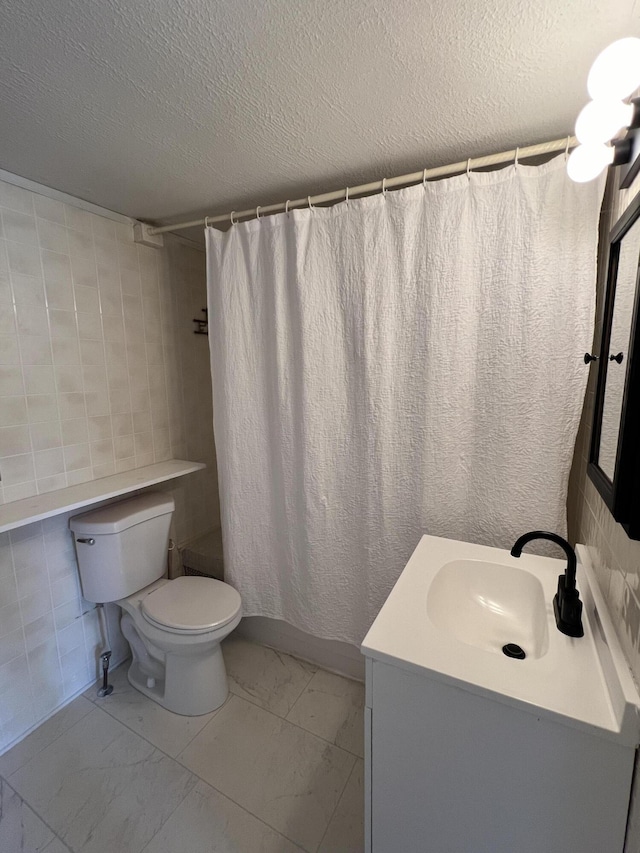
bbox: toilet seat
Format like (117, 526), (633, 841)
(141, 576), (241, 635)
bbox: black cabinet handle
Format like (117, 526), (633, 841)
(609, 352), (624, 364)
(584, 353), (599, 363)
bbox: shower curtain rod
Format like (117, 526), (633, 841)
(148, 135), (576, 235)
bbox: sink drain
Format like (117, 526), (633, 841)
(502, 643), (526, 660)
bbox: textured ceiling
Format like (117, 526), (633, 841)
(0, 0), (638, 235)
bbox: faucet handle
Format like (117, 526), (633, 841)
(554, 575), (584, 638)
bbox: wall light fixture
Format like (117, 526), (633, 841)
(568, 38), (640, 183)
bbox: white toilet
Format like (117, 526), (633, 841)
(70, 493), (242, 716)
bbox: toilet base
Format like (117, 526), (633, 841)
(126, 640), (230, 716)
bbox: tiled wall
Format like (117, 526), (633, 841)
(0, 177), (220, 753)
(567, 169), (640, 851)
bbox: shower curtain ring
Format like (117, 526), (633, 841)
(423, 168), (428, 189)
(514, 147), (520, 168)
(466, 159), (472, 180)
(285, 200), (291, 216)
(345, 186), (350, 205)
(308, 196), (314, 210)
(230, 211), (237, 225)
(256, 205), (262, 220)
(204, 216), (210, 228)
(382, 177), (387, 197)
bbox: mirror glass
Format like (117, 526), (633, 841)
(598, 218), (640, 480)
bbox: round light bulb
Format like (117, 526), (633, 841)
(575, 99), (634, 144)
(588, 37), (640, 101)
(567, 144), (615, 183)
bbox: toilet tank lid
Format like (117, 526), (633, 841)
(69, 493), (175, 535)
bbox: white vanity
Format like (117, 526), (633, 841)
(361, 536), (640, 853)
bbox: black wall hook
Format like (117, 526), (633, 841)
(193, 308), (208, 335)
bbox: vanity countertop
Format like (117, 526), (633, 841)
(362, 535), (640, 746)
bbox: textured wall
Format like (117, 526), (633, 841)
(0, 0), (638, 230)
(567, 169), (640, 852)
(0, 177), (219, 753)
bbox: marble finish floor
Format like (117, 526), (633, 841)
(0, 636), (365, 853)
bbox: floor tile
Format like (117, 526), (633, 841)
(178, 694), (355, 853)
(85, 662), (219, 757)
(0, 696), (94, 778)
(142, 779), (303, 853)
(318, 759), (364, 853)
(43, 839), (72, 853)
(0, 777), (54, 852)
(9, 706), (196, 853)
(287, 669), (365, 758)
(223, 638), (316, 717)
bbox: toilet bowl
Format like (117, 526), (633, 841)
(118, 576), (241, 715)
(70, 493), (242, 716)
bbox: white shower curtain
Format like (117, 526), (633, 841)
(206, 157), (604, 646)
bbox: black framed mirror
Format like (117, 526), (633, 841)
(588, 192), (640, 539)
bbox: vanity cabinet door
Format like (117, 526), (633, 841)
(367, 659), (632, 853)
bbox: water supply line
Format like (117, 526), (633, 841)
(95, 603), (114, 697)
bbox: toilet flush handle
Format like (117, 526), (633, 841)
(76, 537), (95, 545)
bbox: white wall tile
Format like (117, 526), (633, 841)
(23, 365), (54, 395)
(34, 195), (66, 225)
(63, 443), (90, 471)
(77, 312), (102, 341)
(29, 421), (61, 451)
(48, 309), (77, 339)
(0, 307), (16, 336)
(70, 254), (97, 288)
(23, 612), (56, 654)
(67, 229), (94, 259)
(26, 394), (58, 424)
(0, 425), (31, 456)
(0, 603), (21, 637)
(37, 218), (69, 252)
(1, 210), (38, 246)
(37, 474), (67, 493)
(0, 184), (33, 214)
(57, 391), (85, 420)
(0, 366), (25, 396)
(41, 249), (71, 284)
(0, 336), (20, 366)
(1, 453), (35, 486)
(74, 284), (99, 313)
(54, 365), (83, 394)
(19, 335), (52, 365)
(2, 482), (37, 502)
(65, 205), (93, 234)
(34, 448), (65, 478)
(0, 178), (219, 754)
(6, 241), (42, 278)
(60, 418), (88, 445)
(12, 273), (45, 308)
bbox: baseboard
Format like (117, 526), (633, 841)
(237, 616), (365, 681)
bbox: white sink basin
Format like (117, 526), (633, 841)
(427, 558), (549, 658)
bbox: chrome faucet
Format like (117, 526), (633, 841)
(510, 530), (584, 638)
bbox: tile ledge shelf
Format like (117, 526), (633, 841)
(0, 459), (206, 533)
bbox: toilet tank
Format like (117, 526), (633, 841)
(70, 493), (175, 603)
